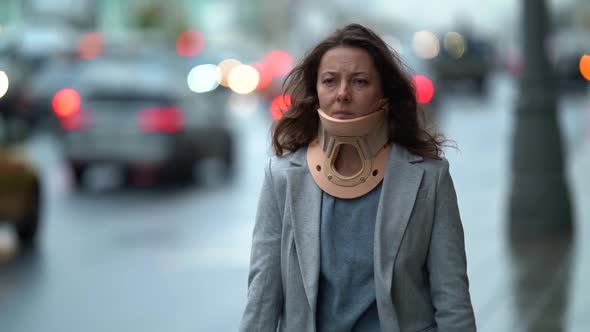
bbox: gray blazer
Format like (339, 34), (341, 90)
(240, 144), (476, 332)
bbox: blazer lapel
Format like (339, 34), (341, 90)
(286, 148), (322, 313)
(374, 145), (424, 330)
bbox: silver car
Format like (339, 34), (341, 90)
(59, 55), (233, 189)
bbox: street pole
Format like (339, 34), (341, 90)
(508, 0), (573, 236)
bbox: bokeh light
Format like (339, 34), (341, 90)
(78, 32), (103, 59)
(228, 65), (260, 94)
(217, 59), (241, 87)
(263, 50), (294, 78)
(176, 30), (205, 57)
(413, 75), (435, 104)
(413, 31), (440, 59)
(580, 54), (590, 81)
(0, 71), (8, 99)
(444, 32), (466, 59)
(187, 64), (221, 93)
(52, 88), (81, 117)
(270, 94), (291, 120)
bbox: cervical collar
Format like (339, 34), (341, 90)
(306, 108), (391, 199)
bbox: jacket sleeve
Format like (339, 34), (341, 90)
(240, 159), (284, 332)
(427, 158), (477, 331)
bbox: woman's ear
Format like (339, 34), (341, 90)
(378, 98), (389, 111)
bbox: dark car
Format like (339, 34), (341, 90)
(0, 38), (28, 124)
(21, 57), (86, 129)
(57, 52), (233, 189)
(551, 29), (590, 91)
(15, 18), (79, 76)
(430, 31), (495, 94)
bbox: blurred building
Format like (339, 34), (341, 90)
(555, 0), (590, 30)
(0, 0), (98, 28)
(0, 1), (21, 25)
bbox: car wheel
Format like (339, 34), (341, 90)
(156, 162), (193, 187)
(177, 163), (196, 184)
(70, 162), (87, 189)
(16, 181), (41, 246)
(475, 77), (487, 95)
(167, 136), (197, 185)
(121, 166), (135, 187)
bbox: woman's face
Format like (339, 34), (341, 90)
(316, 46), (384, 120)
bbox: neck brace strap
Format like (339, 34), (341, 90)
(306, 108), (391, 199)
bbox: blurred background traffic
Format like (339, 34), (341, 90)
(0, 0), (588, 331)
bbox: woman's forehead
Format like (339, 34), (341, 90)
(318, 46), (377, 74)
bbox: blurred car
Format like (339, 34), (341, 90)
(5, 17), (81, 129)
(57, 52), (234, 189)
(15, 17), (79, 75)
(0, 118), (42, 245)
(550, 28), (590, 91)
(430, 31), (495, 94)
(502, 28), (589, 93)
(23, 38), (166, 130)
(0, 37), (28, 124)
(21, 57), (86, 129)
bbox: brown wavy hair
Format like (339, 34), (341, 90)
(272, 23), (449, 159)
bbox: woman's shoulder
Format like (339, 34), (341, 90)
(394, 144), (449, 173)
(393, 146), (451, 186)
(419, 155), (449, 171)
(412, 155), (454, 190)
(267, 147), (308, 172)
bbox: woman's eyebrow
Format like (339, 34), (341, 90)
(319, 71), (370, 76)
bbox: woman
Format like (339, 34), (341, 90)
(241, 23), (475, 332)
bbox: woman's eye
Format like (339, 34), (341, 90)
(353, 79), (368, 85)
(322, 78), (335, 85)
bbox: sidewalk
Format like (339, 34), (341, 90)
(562, 139), (590, 331)
(439, 77), (590, 331)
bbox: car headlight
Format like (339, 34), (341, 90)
(0, 70), (9, 99)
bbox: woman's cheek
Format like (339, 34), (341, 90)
(319, 96), (334, 109)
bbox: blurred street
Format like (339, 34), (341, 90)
(0, 0), (589, 331)
(0, 72), (588, 331)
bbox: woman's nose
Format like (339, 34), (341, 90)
(336, 82), (350, 102)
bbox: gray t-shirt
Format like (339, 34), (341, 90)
(316, 182), (382, 332)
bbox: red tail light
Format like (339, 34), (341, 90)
(52, 88), (93, 131)
(52, 88), (81, 117)
(413, 75), (435, 105)
(138, 107), (185, 133)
